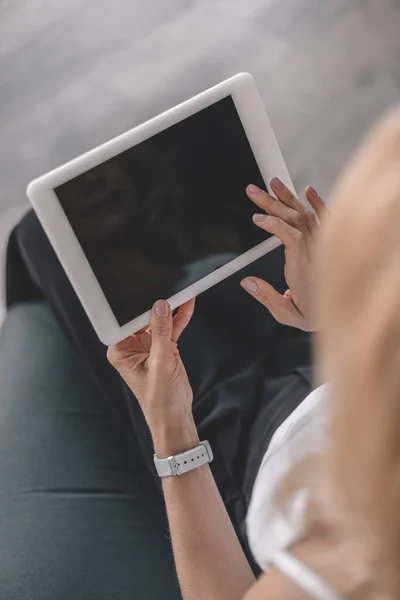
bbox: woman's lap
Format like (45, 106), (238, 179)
(5, 212), (313, 573)
(11, 213), (260, 458)
(0, 302), (182, 600)
(12, 210), (312, 472)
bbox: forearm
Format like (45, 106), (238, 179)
(152, 418), (255, 600)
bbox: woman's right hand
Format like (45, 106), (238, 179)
(240, 177), (327, 332)
(107, 299), (196, 438)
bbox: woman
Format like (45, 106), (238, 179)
(1, 108), (399, 599)
(107, 107), (400, 598)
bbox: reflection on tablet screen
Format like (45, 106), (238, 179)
(54, 96), (270, 326)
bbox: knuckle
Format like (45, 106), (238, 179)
(266, 192), (276, 203)
(288, 209), (304, 230)
(292, 228), (304, 244)
(266, 215), (279, 231)
(153, 325), (171, 337)
(260, 292), (273, 307)
(305, 210), (318, 227)
(286, 191), (296, 204)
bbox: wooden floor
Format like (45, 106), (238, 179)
(1, 0), (400, 310)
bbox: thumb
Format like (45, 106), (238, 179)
(150, 300), (173, 357)
(240, 278), (304, 328)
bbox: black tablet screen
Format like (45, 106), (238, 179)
(54, 95), (270, 326)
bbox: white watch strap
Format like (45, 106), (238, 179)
(154, 440), (213, 477)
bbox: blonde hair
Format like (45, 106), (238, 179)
(285, 108), (400, 598)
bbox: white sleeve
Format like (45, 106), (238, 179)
(270, 550), (342, 600)
(246, 384), (329, 570)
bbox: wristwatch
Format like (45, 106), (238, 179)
(154, 440), (214, 478)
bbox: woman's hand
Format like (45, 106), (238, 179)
(241, 177), (327, 331)
(107, 299), (196, 437)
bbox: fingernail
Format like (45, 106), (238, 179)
(252, 213), (267, 223)
(271, 177), (285, 191)
(241, 280), (258, 293)
(308, 186), (318, 198)
(154, 300), (169, 318)
(247, 184), (262, 194)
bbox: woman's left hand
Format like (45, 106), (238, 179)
(241, 177), (327, 331)
(107, 299), (196, 436)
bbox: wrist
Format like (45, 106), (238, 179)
(151, 417), (199, 458)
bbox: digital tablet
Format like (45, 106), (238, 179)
(27, 73), (295, 345)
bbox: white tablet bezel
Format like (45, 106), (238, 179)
(27, 72), (295, 345)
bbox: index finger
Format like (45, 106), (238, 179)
(256, 215), (304, 250)
(172, 298), (196, 342)
(270, 177), (309, 218)
(246, 183), (310, 237)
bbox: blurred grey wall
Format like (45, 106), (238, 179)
(1, 0), (399, 293)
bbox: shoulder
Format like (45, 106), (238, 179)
(246, 383), (331, 570)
